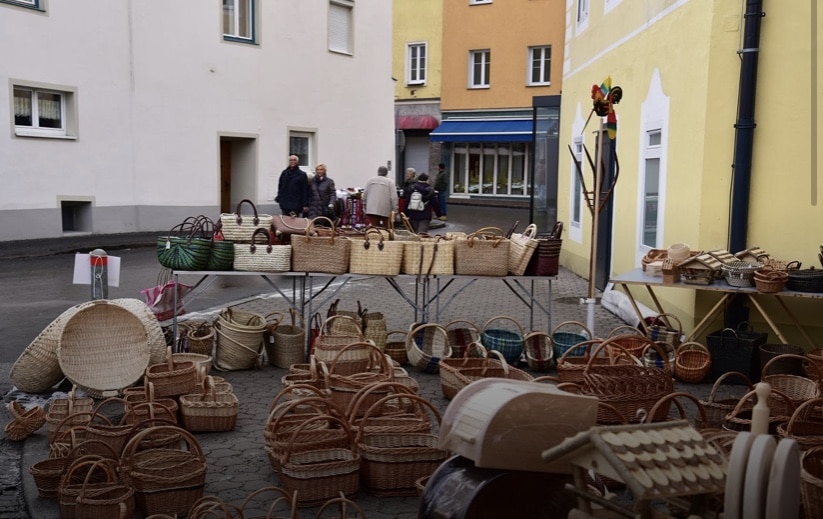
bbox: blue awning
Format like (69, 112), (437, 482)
(429, 118), (534, 143)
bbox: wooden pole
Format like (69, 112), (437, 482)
(588, 120), (605, 299)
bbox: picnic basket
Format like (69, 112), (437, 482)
(524, 331), (554, 372)
(214, 307), (267, 371)
(356, 394), (448, 496)
(406, 323), (452, 374)
(45, 387), (94, 442)
(480, 316), (525, 365)
(551, 320), (593, 358)
(279, 414), (361, 507)
(291, 217), (352, 274)
(556, 339), (609, 384)
(121, 425), (208, 518)
(59, 456), (134, 519)
(758, 343), (806, 375)
(270, 309), (306, 368)
(453, 227), (510, 277)
(179, 376), (240, 432)
(145, 346), (198, 398)
(698, 371), (753, 428)
(674, 341), (711, 383)
(263, 311), (284, 367)
(508, 223), (539, 276)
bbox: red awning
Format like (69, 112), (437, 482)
(396, 115), (439, 130)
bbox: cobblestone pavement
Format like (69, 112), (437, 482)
(4, 266), (727, 519)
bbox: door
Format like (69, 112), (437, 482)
(220, 140), (232, 213)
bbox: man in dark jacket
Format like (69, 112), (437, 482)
(275, 155), (309, 215)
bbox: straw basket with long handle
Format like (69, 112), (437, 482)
(184, 320), (215, 356)
(480, 316), (525, 365)
(233, 228), (292, 272)
(270, 308), (306, 369)
(508, 223), (539, 276)
(406, 323), (451, 374)
(348, 228), (404, 276)
(453, 227), (510, 277)
(214, 308), (267, 371)
(291, 216), (352, 274)
(219, 198), (273, 243)
(263, 311), (284, 367)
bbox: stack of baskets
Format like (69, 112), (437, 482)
(753, 267), (789, 293)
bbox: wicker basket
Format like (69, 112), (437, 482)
(444, 320), (480, 359)
(46, 387), (95, 443)
(214, 308), (267, 371)
(182, 320), (215, 356)
(327, 345), (393, 412)
(604, 325), (651, 359)
(348, 229), (404, 276)
(402, 235), (455, 276)
(646, 392), (709, 428)
(122, 382), (180, 426)
(279, 414), (361, 507)
(453, 227), (510, 277)
(551, 321), (593, 358)
(753, 268), (788, 293)
(384, 331), (408, 366)
(787, 267), (823, 293)
(439, 349), (533, 400)
(145, 346), (198, 398)
(758, 343), (806, 375)
(238, 486), (298, 519)
(172, 352), (212, 377)
(355, 394), (448, 497)
(314, 315), (370, 365)
(674, 342), (711, 383)
(270, 309), (306, 369)
(179, 376), (239, 432)
(555, 339), (611, 384)
(480, 316), (525, 365)
(721, 388), (795, 435)
(761, 354), (821, 413)
(82, 397), (136, 458)
(698, 370), (753, 428)
(777, 397), (823, 451)
(643, 313), (683, 348)
(344, 381), (423, 429)
(524, 331), (554, 372)
(291, 217), (352, 274)
(57, 300), (152, 398)
(59, 456), (133, 519)
(5, 400), (46, 441)
(801, 447), (823, 519)
(121, 425), (208, 518)
(405, 323), (451, 374)
(721, 260), (762, 287)
(507, 223), (539, 276)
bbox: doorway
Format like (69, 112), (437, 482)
(219, 135), (258, 213)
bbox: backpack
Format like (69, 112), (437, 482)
(408, 190), (425, 211)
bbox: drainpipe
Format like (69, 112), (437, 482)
(728, 0), (765, 252)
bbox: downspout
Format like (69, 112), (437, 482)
(728, 0), (765, 252)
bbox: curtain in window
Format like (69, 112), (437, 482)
(39, 95), (61, 120)
(13, 90), (32, 117)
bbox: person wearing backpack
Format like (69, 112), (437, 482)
(402, 172), (441, 233)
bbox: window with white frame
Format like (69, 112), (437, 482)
(289, 131), (314, 172)
(528, 46), (551, 86)
(222, 0), (255, 43)
(577, 0), (589, 25)
(469, 50), (491, 88)
(451, 143), (529, 197)
(1, 0), (43, 10)
(407, 43), (427, 85)
(571, 136), (584, 226)
(13, 83), (75, 138)
(329, 0), (354, 55)
(641, 130), (662, 248)
(469, 0), (492, 4)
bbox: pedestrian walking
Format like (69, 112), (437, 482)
(434, 162), (449, 221)
(363, 165), (398, 228)
(402, 173), (441, 233)
(275, 155), (309, 216)
(306, 163), (337, 221)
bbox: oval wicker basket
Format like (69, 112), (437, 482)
(406, 323), (451, 374)
(674, 342), (711, 383)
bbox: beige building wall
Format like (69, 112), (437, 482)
(441, 0), (564, 111)
(559, 0), (823, 344)
(393, 0), (442, 101)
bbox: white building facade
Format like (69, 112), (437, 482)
(1, 0), (395, 241)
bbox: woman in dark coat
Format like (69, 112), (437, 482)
(402, 173), (441, 233)
(306, 163), (337, 222)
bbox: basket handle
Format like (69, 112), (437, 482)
(762, 353), (821, 380)
(648, 313), (683, 334)
(728, 387), (796, 419)
(406, 323), (452, 359)
(606, 325), (644, 338)
(344, 380), (418, 422)
(785, 396), (823, 436)
(524, 331), (553, 362)
(460, 341), (488, 362)
(327, 341), (386, 374)
(549, 221), (564, 239)
(557, 338), (602, 364)
(597, 402), (629, 424)
(315, 491), (367, 519)
(233, 198), (261, 226)
(707, 371), (752, 402)
(355, 392), (441, 444)
(267, 395), (343, 433)
(303, 216), (337, 242)
(584, 337), (642, 370)
(481, 349), (510, 377)
(264, 311), (284, 329)
(320, 314), (364, 336)
(647, 392), (708, 426)
(675, 341), (710, 356)
(239, 486), (297, 519)
(551, 320), (593, 340)
(445, 319), (479, 333)
(482, 315), (524, 337)
(282, 414), (353, 465)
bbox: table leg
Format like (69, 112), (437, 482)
(772, 296), (817, 348)
(687, 293), (731, 342)
(619, 283), (647, 331)
(746, 294), (791, 344)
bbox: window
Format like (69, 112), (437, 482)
(289, 131), (315, 172)
(577, 0), (589, 23)
(469, 0), (492, 4)
(641, 130), (662, 248)
(571, 136), (584, 227)
(528, 46), (551, 86)
(451, 143), (530, 196)
(13, 83), (75, 138)
(329, 0), (354, 55)
(469, 50), (491, 88)
(1, 0), (43, 10)
(407, 43), (427, 85)
(222, 0), (255, 43)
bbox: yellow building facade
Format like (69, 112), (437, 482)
(560, 0), (823, 345)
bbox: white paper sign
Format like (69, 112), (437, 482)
(73, 253), (121, 287)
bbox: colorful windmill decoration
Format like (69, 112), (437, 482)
(584, 76), (623, 140)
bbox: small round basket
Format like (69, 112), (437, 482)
(406, 323), (451, 374)
(480, 316), (525, 365)
(753, 268), (788, 293)
(674, 342), (711, 383)
(721, 260), (762, 288)
(551, 321), (593, 359)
